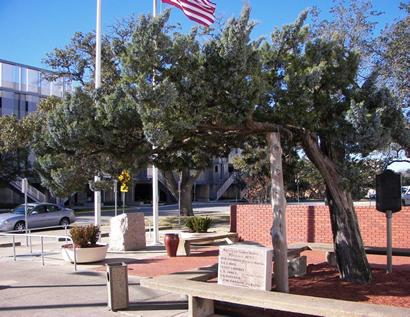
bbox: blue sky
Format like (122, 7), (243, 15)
(0, 0), (406, 69)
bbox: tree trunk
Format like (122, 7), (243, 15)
(162, 170), (178, 199)
(180, 184), (194, 216)
(267, 132), (289, 293)
(162, 168), (201, 216)
(302, 132), (372, 283)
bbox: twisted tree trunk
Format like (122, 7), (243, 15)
(302, 132), (372, 283)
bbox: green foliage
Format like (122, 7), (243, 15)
(70, 225), (100, 248)
(0, 116), (31, 183)
(43, 32), (120, 92)
(27, 88), (151, 197)
(378, 2), (410, 105)
(184, 216), (213, 233)
(232, 140), (271, 203)
(287, 158), (326, 200)
(38, 13), (224, 212)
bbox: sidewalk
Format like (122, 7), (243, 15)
(0, 231), (193, 317)
(0, 260), (189, 317)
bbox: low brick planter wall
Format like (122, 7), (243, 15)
(231, 204), (410, 248)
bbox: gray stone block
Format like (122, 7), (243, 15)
(288, 255), (307, 277)
(109, 213), (146, 251)
(326, 251), (337, 267)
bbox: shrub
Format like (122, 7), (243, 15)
(185, 216), (213, 233)
(70, 225), (100, 248)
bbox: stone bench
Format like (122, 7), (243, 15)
(285, 245), (310, 277)
(141, 273), (410, 317)
(364, 246), (410, 257)
(289, 242), (410, 267)
(177, 232), (238, 256)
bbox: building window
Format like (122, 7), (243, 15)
(25, 101), (29, 113)
(214, 165), (219, 173)
(228, 164), (234, 173)
(0, 97), (2, 116)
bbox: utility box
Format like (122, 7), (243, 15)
(106, 263), (129, 311)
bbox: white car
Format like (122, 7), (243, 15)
(402, 186), (410, 206)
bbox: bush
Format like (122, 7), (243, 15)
(185, 216), (213, 233)
(70, 225), (100, 248)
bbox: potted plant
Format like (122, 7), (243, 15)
(185, 216), (213, 233)
(61, 224), (108, 263)
(178, 216), (214, 240)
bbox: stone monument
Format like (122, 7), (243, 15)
(218, 244), (273, 291)
(109, 213), (146, 251)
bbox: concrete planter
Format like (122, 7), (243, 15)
(179, 231), (215, 239)
(61, 243), (108, 263)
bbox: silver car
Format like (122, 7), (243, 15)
(0, 203), (76, 231)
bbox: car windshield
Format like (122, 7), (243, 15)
(11, 205), (34, 214)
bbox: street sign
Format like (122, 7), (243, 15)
(120, 184), (128, 193)
(375, 169), (402, 274)
(21, 178), (28, 194)
(376, 170), (401, 213)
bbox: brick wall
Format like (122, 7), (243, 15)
(231, 204), (410, 248)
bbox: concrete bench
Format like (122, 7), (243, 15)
(141, 273), (410, 317)
(290, 242), (410, 256)
(285, 245), (310, 277)
(364, 246), (410, 257)
(289, 242), (410, 267)
(177, 232), (238, 256)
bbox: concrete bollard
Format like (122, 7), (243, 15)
(106, 262), (129, 311)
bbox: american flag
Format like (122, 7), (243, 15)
(162, 0), (216, 27)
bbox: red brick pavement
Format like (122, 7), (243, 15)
(126, 246), (219, 277)
(104, 245), (410, 278)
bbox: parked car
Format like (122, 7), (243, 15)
(0, 203), (76, 231)
(402, 186), (410, 206)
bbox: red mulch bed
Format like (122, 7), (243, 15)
(216, 260), (410, 317)
(288, 262), (410, 308)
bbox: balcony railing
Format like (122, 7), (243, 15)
(0, 59), (71, 97)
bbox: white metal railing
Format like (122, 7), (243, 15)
(0, 229), (77, 271)
(216, 172), (237, 200)
(9, 178), (47, 203)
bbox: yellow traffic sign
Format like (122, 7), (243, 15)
(120, 183), (128, 193)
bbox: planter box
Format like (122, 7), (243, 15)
(61, 244), (108, 263)
(179, 231), (215, 239)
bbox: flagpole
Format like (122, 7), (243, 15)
(94, 0), (102, 227)
(152, 0), (160, 245)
